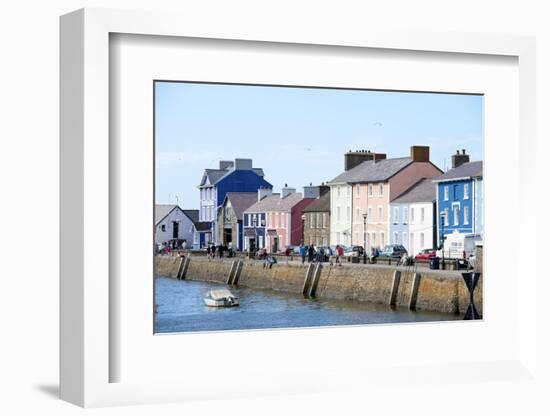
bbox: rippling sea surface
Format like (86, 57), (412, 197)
(154, 276), (461, 333)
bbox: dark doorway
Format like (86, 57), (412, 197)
(223, 228), (232, 245)
(172, 221), (179, 239)
(272, 237), (279, 253)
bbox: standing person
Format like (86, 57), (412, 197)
(299, 245), (306, 264)
(308, 245), (315, 263)
(336, 245), (344, 266)
(206, 244), (211, 259)
(211, 244), (216, 258)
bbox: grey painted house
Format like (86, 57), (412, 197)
(155, 204), (195, 248)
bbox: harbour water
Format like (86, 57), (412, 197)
(154, 276), (462, 333)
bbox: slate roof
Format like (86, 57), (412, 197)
(155, 204), (178, 225)
(244, 192), (304, 214)
(328, 157), (413, 184)
(224, 192), (259, 219)
(434, 161), (483, 182)
(392, 178), (437, 204)
(202, 167), (265, 186)
(303, 192), (330, 212)
(182, 209), (211, 231)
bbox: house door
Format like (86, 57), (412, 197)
(272, 237), (279, 253)
(172, 221), (179, 239)
(223, 228), (232, 245)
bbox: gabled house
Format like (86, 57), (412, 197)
(155, 205), (195, 248)
(328, 146), (443, 250)
(197, 158), (272, 245)
(216, 192), (258, 251)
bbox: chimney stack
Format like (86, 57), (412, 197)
(234, 158), (253, 170)
(410, 145), (430, 162)
(219, 160), (234, 170)
(257, 186), (273, 201)
(281, 184), (296, 198)
(344, 149), (375, 171)
(451, 149), (470, 168)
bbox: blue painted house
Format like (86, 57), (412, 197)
(434, 152), (483, 257)
(198, 159), (272, 245)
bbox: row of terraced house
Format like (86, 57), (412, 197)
(155, 146), (483, 258)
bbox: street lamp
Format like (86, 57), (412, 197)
(363, 213), (368, 263)
(439, 210), (446, 270)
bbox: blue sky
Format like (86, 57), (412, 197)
(155, 82), (483, 209)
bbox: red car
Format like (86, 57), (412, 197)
(414, 249), (436, 260)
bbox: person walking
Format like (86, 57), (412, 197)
(206, 244), (211, 259)
(300, 245), (306, 264)
(211, 244), (217, 258)
(307, 245), (315, 263)
(336, 245), (344, 266)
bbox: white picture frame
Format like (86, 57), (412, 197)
(60, 8), (538, 408)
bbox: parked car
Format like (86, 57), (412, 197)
(344, 246), (365, 257)
(415, 249), (436, 261)
(379, 244), (408, 259)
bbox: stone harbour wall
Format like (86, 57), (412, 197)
(154, 256), (483, 315)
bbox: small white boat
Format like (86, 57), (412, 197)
(203, 289), (239, 307)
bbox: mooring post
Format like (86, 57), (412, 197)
(302, 263), (314, 297)
(389, 270), (401, 306)
(176, 257), (185, 280)
(308, 263), (322, 298)
(462, 272), (481, 319)
(408, 272), (421, 310)
(180, 256), (190, 280)
(227, 260), (237, 285)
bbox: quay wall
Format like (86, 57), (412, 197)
(154, 256), (482, 315)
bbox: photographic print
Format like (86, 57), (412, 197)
(153, 81), (483, 333)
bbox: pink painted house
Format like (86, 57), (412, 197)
(252, 186), (313, 253)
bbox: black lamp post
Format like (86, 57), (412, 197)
(440, 211), (446, 270)
(363, 213), (368, 264)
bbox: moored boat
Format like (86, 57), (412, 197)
(203, 289), (239, 307)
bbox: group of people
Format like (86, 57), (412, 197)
(298, 244), (345, 266)
(206, 243), (234, 259)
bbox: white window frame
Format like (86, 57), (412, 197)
(464, 205), (470, 225)
(464, 182), (470, 199)
(444, 185), (449, 201)
(453, 205), (459, 226)
(393, 207), (399, 224)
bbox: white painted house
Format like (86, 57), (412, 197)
(155, 205), (195, 248)
(389, 179), (437, 256)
